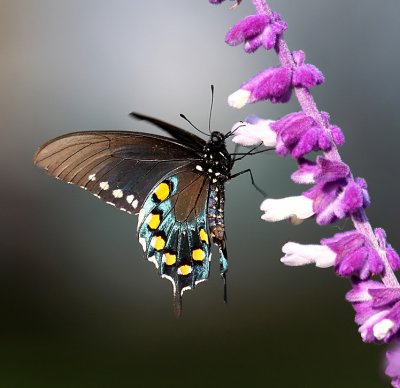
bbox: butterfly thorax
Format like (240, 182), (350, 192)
(196, 131), (232, 183)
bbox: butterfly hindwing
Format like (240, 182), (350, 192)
(34, 131), (201, 213)
(137, 169), (211, 302)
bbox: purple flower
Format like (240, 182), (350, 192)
(386, 342), (400, 388)
(270, 111), (344, 158)
(231, 115), (277, 147)
(347, 281), (400, 343)
(322, 231), (384, 279)
(291, 156), (350, 185)
(228, 66), (292, 108)
(292, 50), (325, 88)
(304, 176), (370, 225)
(225, 12), (287, 53)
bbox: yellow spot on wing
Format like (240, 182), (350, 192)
(154, 182), (170, 201)
(146, 213), (161, 230)
(178, 265), (192, 276)
(192, 248), (205, 261)
(151, 235), (165, 251)
(199, 228), (209, 244)
(163, 252), (176, 266)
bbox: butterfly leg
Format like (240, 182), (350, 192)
(231, 168), (266, 197)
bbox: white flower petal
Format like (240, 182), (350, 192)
(373, 319), (395, 340)
(281, 242), (336, 268)
(359, 310), (388, 340)
(228, 89), (251, 109)
(260, 196), (314, 223)
(231, 119), (277, 147)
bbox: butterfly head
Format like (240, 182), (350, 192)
(209, 131), (225, 148)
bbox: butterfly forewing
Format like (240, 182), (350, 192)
(34, 131), (201, 213)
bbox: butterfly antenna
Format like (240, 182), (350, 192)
(180, 114), (209, 137)
(208, 84), (214, 134)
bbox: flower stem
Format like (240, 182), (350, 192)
(252, 0), (399, 288)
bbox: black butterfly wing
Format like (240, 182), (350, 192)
(130, 112), (206, 151)
(33, 131), (202, 213)
(137, 168), (211, 315)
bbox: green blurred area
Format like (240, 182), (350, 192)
(1, 0), (399, 386)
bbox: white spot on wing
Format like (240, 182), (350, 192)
(148, 255), (159, 269)
(162, 274), (176, 295)
(196, 165), (203, 171)
(132, 199), (138, 209)
(112, 189), (123, 198)
(126, 194), (134, 204)
(180, 286), (192, 296)
(88, 174), (96, 181)
(137, 208), (145, 230)
(99, 181), (109, 190)
(106, 201), (116, 207)
(195, 279), (207, 286)
(139, 237), (147, 252)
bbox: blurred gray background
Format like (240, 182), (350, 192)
(1, 0), (399, 387)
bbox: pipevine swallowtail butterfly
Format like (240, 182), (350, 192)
(33, 96), (264, 316)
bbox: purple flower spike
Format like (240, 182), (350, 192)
(226, 12), (287, 53)
(386, 342), (400, 388)
(228, 66), (292, 108)
(322, 231), (383, 279)
(270, 111), (338, 158)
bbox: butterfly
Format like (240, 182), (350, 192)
(33, 97), (263, 316)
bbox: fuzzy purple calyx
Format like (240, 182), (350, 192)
(304, 175), (370, 225)
(322, 231), (383, 279)
(346, 280), (400, 343)
(291, 156), (350, 185)
(270, 111), (344, 158)
(225, 12), (287, 53)
(228, 66), (292, 108)
(292, 50), (325, 88)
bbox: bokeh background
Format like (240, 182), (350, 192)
(1, 0), (399, 386)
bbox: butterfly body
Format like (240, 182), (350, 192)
(34, 114), (235, 315)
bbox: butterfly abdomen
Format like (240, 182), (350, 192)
(207, 182), (225, 243)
